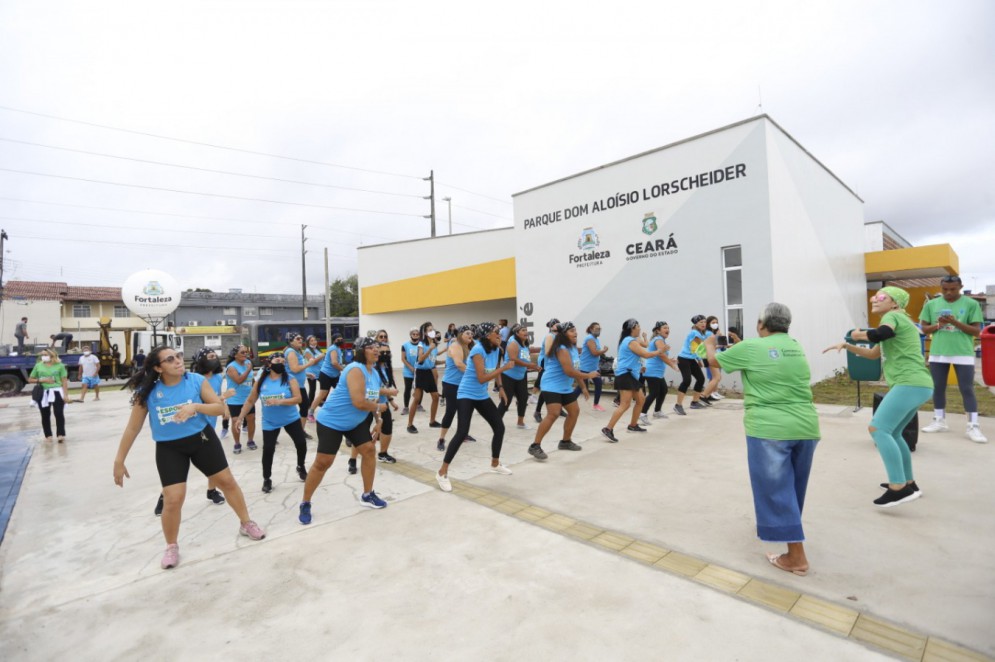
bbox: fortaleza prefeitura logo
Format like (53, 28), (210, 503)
(570, 227), (610, 268)
(626, 212), (678, 262)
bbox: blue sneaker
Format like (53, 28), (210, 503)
(360, 491), (387, 509)
(298, 501), (312, 525)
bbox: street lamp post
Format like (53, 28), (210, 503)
(442, 197), (452, 235)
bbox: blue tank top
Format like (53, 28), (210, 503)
(226, 359), (255, 405)
(579, 334), (601, 371)
(503, 339), (530, 381)
(442, 347), (465, 385)
(316, 363), (380, 431)
(284, 347), (308, 387)
(320, 345), (342, 377)
(644, 335), (668, 378)
(679, 329), (707, 360)
(536, 333), (553, 368)
(147, 373), (211, 442)
(304, 348), (323, 378)
(541, 345), (579, 394)
(258, 375), (299, 431)
(205, 373), (224, 428)
(457, 343), (499, 400)
(616, 337), (642, 378)
(401, 342), (419, 378)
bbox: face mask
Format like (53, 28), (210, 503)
(41, 356), (51, 363)
(83, 351), (91, 356)
(270, 364), (286, 375)
(710, 323), (719, 330)
(591, 330), (600, 337)
(204, 359), (221, 372)
(427, 330), (436, 339)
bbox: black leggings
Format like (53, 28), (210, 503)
(677, 357), (705, 394)
(499, 374), (529, 418)
(929, 362), (978, 412)
(440, 381), (460, 429)
(39, 391), (66, 438)
(307, 377), (318, 404)
(641, 377), (668, 413)
(403, 376), (414, 408)
(572, 377), (603, 404)
(262, 419), (308, 479)
(444, 398), (505, 465)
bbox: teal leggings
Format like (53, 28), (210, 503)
(870, 385), (932, 484)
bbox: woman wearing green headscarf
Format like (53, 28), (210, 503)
(825, 286), (932, 508)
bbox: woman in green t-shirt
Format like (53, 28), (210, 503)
(826, 286), (932, 508)
(28, 348), (70, 442)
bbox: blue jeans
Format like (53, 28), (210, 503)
(746, 437), (819, 543)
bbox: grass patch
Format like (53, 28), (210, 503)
(808, 370), (995, 417)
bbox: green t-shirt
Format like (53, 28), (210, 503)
(29, 362), (68, 390)
(920, 295), (983, 357)
(715, 334), (820, 441)
(880, 311), (932, 388)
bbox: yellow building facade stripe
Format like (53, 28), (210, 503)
(865, 244), (959, 281)
(361, 258), (516, 314)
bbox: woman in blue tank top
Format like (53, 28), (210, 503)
(236, 353), (309, 494)
(498, 323), (539, 430)
(574, 322), (609, 411)
(303, 335), (324, 409)
(399, 327), (421, 416)
(437, 326), (473, 453)
(113, 347), (266, 571)
(225, 345), (258, 454)
(284, 334), (319, 433)
(529, 322), (601, 460)
(298, 337), (396, 524)
(405, 321), (442, 433)
(674, 315), (710, 415)
(602, 319), (665, 443)
(309, 334), (345, 419)
(434, 323), (514, 493)
(640, 322), (680, 424)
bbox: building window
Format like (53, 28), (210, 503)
(222, 307), (238, 316)
(72, 304), (91, 318)
(243, 307), (257, 317)
(722, 245), (743, 339)
(204, 335), (222, 347)
(259, 307), (274, 316)
(113, 305), (130, 318)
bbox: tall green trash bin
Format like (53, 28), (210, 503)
(845, 330), (881, 381)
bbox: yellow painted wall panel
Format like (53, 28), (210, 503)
(361, 258), (516, 314)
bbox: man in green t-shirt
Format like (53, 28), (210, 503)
(704, 302), (820, 577)
(919, 276), (986, 443)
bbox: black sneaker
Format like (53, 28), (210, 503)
(429, 421), (441, 428)
(689, 401), (707, 410)
(206, 488), (226, 505)
(558, 440), (582, 451)
(559, 410), (567, 418)
(626, 425), (647, 433)
(262, 478), (273, 493)
(436, 439), (446, 451)
(296, 465), (308, 481)
(407, 425), (418, 434)
(466, 434), (476, 442)
(601, 427), (619, 443)
(303, 431), (314, 440)
(154, 493), (164, 517)
(378, 452), (396, 464)
(348, 459), (358, 475)
(528, 443), (548, 460)
(533, 411), (542, 423)
(701, 396), (717, 404)
(673, 404), (686, 416)
(879, 480), (921, 495)
(873, 484), (921, 508)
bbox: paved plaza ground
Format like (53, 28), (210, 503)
(0, 382), (992, 661)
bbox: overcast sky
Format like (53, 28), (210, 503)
(0, 0), (992, 301)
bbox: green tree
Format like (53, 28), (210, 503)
(328, 274), (359, 317)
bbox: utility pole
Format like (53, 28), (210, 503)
(301, 224), (308, 319)
(0, 229), (7, 308)
(442, 197), (452, 235)
(423, 170), (436, 237)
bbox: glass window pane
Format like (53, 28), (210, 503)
(726, 308), (744, 340)
(723, 246), (742, 268)
(725, 269), (742, 306)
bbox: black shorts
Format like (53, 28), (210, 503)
(319, 373), (340, 390)
(316, 416), (374, 455)
(541, 390), (579, 406)
(227, 403), (255, 418)
(414, 369), (437, 393)
(297, 387), (310, 419)
(614, 373), (641, 392)
(155, 425), (229, 488)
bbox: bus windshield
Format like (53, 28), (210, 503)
(240, 318), (358, 362)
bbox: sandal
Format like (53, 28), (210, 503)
(766, 552), (807, 576)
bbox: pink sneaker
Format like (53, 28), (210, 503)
(239, 520), (266, 540)
(592, 404), (606, 412)
(307, 413), (315, 423)
(161, 543), (180, 569)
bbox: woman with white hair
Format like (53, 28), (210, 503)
(704, 302), (820, 576)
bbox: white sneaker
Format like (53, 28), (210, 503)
(921, 418), (948, 433)
(652, 411), (669, 419)
(711, 392), (724, 400)
(527, 395), (538, 404)
(967, 424), (988, 444)
(435, 472), (452, 492)
(220, 428), (229, 439)
(639, 414), (652, 426)
(490, 464), (513, 475)
(516, 423), (532, 430)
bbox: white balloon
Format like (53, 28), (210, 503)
(122, 270), (181, 318)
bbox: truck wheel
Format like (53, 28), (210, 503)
(0, 374), (25, 396)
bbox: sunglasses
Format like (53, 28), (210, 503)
(940, 276), (961, 284)
(160, 355), (180, 364)
(377, 335), (387, 340)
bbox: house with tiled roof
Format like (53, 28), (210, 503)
(1, 280), (149, 355)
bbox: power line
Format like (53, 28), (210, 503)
(0, 167), (425, 218)
(0, 104), (422, 180)
(12, 232), (299, 254)
(0, 137), (425, 199)
(438, 182), (512, 205)
(452, 203), (513, 221)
